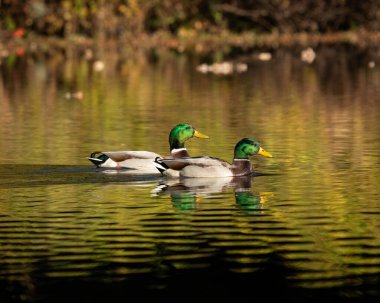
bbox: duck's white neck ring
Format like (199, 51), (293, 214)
(171, 148), (187, 153)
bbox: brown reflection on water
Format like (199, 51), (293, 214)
(1, 47), (379, 167)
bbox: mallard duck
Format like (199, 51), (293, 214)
(87, 123), (209, 174)
(154, 138), (272, 178)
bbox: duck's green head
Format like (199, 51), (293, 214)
(234, 138), (273, 159)
(169, 123), (209, 150)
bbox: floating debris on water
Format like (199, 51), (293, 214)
(301, 47), (316, 63)
(368, 61), (375, 68)
(235, 63), (248, 73)
(196, 62), (248, 75)
(93, 60), (105, 71)
(257, 52), (272, 61)
(65, 91), (84, 100)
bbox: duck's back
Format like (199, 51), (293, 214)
(102, 151), (162, 162)
(160, 156), (233, 178)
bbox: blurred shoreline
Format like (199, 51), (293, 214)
(1, 29), (380, 61)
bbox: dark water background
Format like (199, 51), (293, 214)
(0, 45), (379, 302)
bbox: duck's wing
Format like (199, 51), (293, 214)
(159, 156), (230, 171)
(101, 151), (162, 162)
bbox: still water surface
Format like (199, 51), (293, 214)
(0, 46), (380, 301)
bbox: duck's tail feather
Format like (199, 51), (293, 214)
(87, 151), (108, 167)
(154, 157), (169, 174)
(87, 157), (104, 166)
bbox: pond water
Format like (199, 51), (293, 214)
(0, 45), (380, 302)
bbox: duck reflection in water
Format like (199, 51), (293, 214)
(234, 185), (272, 214)
(152, 176), (272, 212)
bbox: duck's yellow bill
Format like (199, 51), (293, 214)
(258, 147), (273, 158)
(194, 130), (209, 139)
